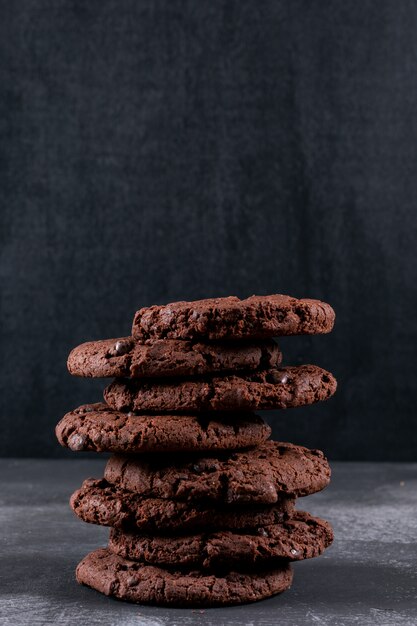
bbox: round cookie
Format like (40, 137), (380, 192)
(76, 548), (293, 607)
(56, 403), (271, 454)
(104, 441), (331, 504)
(70, 478), (295, 532)
(109, 511), (334, 568)
(104, 365), (337, 413)
(67, 337), (282, 378)
(132, 294), (335, 341)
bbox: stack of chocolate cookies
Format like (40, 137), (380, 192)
(56, 294), (337, 607)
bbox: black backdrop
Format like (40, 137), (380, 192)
(1, 1), (416, 459)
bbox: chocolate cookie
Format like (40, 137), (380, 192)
(56, 403), (271, 454)
(104, 365), (337, 413)
(67, 337), (281, 378)
(76, 548), (293, 607)
(132, 294), (335, 341)
(104, 441), (330, 504)
(70, 478), (295, 532)
(109, 511), (333, 568)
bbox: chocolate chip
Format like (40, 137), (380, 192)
(225, 490), (236, 504)
(257, 528), (269, 537)
(78, 405), (93, 414)
(114, 340), (131, 356)
(69, 434), (86, 451)
(193, 461), (219, 473)
(290, 548), (299, 555)
(126, 576), (138, 587)
(267, 370), (289, 384)
(127, 411), (136, 417)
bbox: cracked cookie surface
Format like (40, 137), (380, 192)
(132, 294), (335, 340)
(109, 511), (333, 567)
(56, 403), (271, 453)
(67, 337), (281, 378)
(70, 478), (295, 532)
(76, 547), (293, 606)
(104, 365), (337, 412)
(104, 441), (331, 504)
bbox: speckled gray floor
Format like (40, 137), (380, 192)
(0, 459), (416, 625)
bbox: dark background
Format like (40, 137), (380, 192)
(0, 1), (416, 460)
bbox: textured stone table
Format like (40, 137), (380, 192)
(0, 459), (416, 625)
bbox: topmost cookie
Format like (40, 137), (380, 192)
(132, 294), (335, 341)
